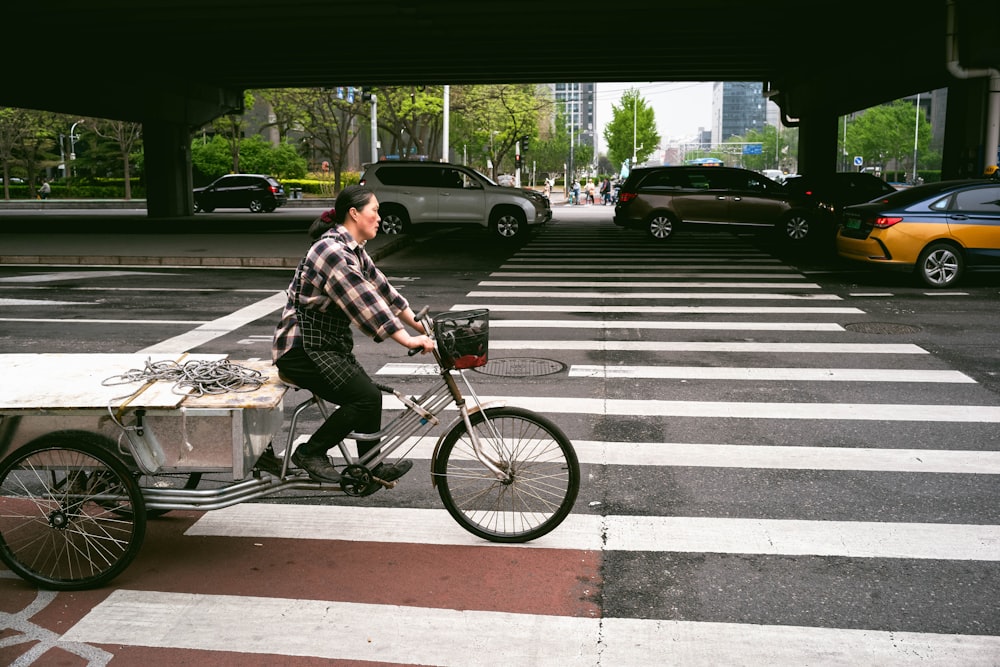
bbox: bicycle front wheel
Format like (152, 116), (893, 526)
(0, 432), (146, 590)
(434, 406), (580, 543)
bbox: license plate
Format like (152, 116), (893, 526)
(844, 217), (861, 230)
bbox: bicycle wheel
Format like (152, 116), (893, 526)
(434, 406), (580, 543)
(0, 431), (146, 590)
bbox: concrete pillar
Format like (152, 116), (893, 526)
(795, 109), (840, 176)
(143, 121), (194, 218)
(942, 76), (997, 179)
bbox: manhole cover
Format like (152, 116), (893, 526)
(844, 322), (922, 334)
(475, 357), (566, 377)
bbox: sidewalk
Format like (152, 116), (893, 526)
(0, 206), (407, 268)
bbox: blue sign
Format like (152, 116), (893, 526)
(743, 144), (763, 155)
(853, 156), (863, 167)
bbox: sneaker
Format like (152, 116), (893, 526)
(291, 449), (341, 483)
(371, 459), (413, 483)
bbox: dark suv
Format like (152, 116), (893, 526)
(194, 174), (287, 213)
(360, 161), (552, 239)
(613, 166), (817, 242)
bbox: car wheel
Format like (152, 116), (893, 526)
(194, 201), (213, 213)
(379, 205), (409, 234)
(263, 204), (276, 213)
(782, 211), (811, 242)
(249, 198), (265, 213)
(646, 213), (675, 240)
(491, 210), (526, 239)
(916, 242), (964, 288)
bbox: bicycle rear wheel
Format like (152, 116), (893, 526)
(0, 432), (146, 590)
(434, 406), (580, 542)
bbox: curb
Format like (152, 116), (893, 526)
(0, 233), (412, 268)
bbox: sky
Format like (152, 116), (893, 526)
(594, 81), (714, 148)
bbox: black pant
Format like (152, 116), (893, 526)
(276, 347), (382, 459)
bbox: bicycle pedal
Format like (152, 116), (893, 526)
(371, 476), (396, 489)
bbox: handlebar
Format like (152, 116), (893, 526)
(407, 305), (435, 357)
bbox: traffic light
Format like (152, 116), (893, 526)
(521, 135), (530, 152)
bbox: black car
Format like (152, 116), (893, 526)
(194, 174), (287, 213)
(613, 166), (818, 243)
(782, 172), (896, 225)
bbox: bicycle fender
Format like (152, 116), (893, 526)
(429, 400), (506, 487)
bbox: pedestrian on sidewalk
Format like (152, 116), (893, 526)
(39, 179), (51, 200)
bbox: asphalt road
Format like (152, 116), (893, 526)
(2, 206), (1000, 665)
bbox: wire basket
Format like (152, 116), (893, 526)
(433, 309), (489, 370)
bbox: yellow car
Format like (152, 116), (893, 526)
(836, 179), (1000, 288)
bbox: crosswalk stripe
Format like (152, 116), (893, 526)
(378, 395), (1000, 422)
(488, 340), (926, 353)
(466, 290), (843, 300)
(479, 280), (820, 289)
(379, 362), (969, 382)
(61, 590), (1000, 666)
(289, 432), (1000, 474)
(453, 303), (866, 314)
(184, 504), (1000, 561)
(490, 319), (845, 331)
(568, 365), (973, 382)
(492, 271), (805, 278)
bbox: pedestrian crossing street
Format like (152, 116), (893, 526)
(13, 224), (1000, 665)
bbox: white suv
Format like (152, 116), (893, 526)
(360, 161), (552, 239)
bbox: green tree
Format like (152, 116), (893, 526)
(211, 91), (256, 173)
(449, 84), (548, 179)
(377, 85), (445, 160)
(237, 135), (307, 178)
(603, 88), (659, 170)
(86, 118), (142, 200)
(846, 99), (931, 181)
(279, 87), (366, 191)
(0, 108), (33, 199)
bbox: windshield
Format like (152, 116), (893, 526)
(469, 167), (497, 186)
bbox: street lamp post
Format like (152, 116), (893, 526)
(68, 120), (84, 179)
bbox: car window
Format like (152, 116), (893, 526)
(698, 170), (740, 190)
(686, 171), (713, 190)
(640, 170), (688, 189)
(440, 168), (466, 189)
(952, 186), (1000, 213)
(375, 166), (434, 187)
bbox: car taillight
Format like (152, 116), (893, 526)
(619, 191), (637, 203)
(270, 185), (279, 194)
(873, 216), (903, 228)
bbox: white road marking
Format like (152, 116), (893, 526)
(62, 589), (1000, 666)
(0, 298), (95, 306)
(183, 504), (1000, 561)
(286, 431), (1000, 474)
(0, 317), (205, 324)
(379, 395), (1000, 422)
(0, 270), (170, 283)
(568, 365), (972, 382)
(488, 340), (926, 353)
(492, 271), (804, 278)
(480, 280), (820, 289)
(452, 303), (866, 314)
(466, 290), (843, 300)
(490, 319), (845, 331)
(139, 292), (286, 354)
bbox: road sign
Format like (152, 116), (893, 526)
(853, 156), (863, 167)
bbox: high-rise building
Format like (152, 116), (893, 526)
(550, 83), (596, 149)
(712, 82), (767, 142)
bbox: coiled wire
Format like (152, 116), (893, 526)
(103, 358), (265, 397)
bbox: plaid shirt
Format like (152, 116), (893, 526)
(271, 225), (409, 364)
